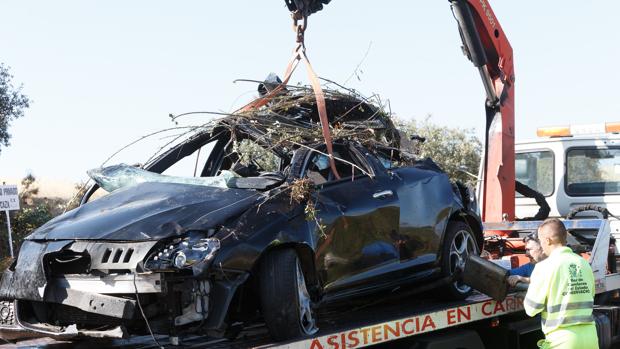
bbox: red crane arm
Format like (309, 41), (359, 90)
(450, 0), (515, 225)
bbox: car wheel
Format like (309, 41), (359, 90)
(441, 221), (479, 299)
(259, 249), (319, 341)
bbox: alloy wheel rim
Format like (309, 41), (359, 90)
(449, 229), (477, 293)
(296, 260), (319, 335)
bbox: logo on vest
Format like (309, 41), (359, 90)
(563, 263), (589, 296)
(568, 264), (582, 279)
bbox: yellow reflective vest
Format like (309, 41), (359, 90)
(524, 246), (595, 335)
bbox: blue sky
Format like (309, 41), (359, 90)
(1, 1), (619, 183)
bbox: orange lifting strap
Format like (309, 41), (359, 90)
(238, 12), (340, 180)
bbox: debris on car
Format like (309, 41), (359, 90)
(0, 77), (482, 343)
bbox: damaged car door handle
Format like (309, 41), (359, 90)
(372, 190), (393, 199)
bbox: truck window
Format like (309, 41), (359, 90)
(515, 151), (554, 197)
(567, 148), (620, 196)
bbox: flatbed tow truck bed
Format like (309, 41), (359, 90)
(0, 292), (527, 349)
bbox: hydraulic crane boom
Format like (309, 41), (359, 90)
(449, 0), (515, 224)
(285, 0), (516, 224)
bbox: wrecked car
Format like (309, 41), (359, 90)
(0, 86), (482, 342)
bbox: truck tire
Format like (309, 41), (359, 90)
(259, 249), (318, 341)
(441, 221), (479, 300)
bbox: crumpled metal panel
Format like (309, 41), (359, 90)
(44, 287), (135, 319)
(27, 182), (263, 241)
(0, 240), (71, 301)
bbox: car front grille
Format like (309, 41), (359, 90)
(69, 241), (158, 272)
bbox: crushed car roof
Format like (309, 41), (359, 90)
(215, 86), (401, 155)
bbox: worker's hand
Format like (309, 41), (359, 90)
(507, 275), (525, 287)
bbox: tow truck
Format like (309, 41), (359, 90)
(3, 1), (620, 349)
(516, 122), (620, 226)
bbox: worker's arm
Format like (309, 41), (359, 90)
(507, 262), (534, 287)
(523, 263), (548, 316)
(509, 262), (534, 277)
(284, 0), (331, 17)
(507, 275), (529, 287)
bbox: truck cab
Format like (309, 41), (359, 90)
(515, 122), (620, 246)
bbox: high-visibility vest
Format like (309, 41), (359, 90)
(524, 246), (595, 335)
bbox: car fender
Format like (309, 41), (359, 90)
(206, 211), (319, 332)
(451, 209), (484, 247)
(210, 190), (319, 275)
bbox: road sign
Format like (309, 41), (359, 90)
(1, 184), (19, 258)
(0, 184), (20, 211)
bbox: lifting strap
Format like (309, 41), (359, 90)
(238, 12), (340, 180)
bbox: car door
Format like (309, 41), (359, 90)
(390, 161), (455, 272)
(306, 144), (402, 294)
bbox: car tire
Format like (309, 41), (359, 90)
(441, 221), (479, 300)
(259, 249), (319, 341)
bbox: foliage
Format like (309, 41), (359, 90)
(396, 116), (482, 185)
(0, 63), (30, 154)
(231, 88), (399, 158)
(235, 139), (281, 172)
(289, 178), (313, 203)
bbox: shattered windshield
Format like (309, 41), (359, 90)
(88, 164), (238, 192)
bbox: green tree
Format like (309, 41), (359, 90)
(396, 116), (482, 185)
(0, 63), (30, 154)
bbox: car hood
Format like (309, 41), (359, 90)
(27, 182), (263, 241)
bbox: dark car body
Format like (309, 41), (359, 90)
(0, 92), (482, 341)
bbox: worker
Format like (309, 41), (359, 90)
(507, 233), (546, 287)
(524, 218), (598, 349)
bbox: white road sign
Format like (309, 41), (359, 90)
(0, 184), (20, 211)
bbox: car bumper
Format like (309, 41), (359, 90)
(0, 272), (162, 342)
(0, 300), (128, 342)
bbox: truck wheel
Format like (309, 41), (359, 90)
(259, 249), (319, 341)
(441, 221), (479, 299)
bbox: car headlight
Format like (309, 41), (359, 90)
(171, 238), (220, 268)
(173, 251), (188, 268)
(145, 236), (220, 272)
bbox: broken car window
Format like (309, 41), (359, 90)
(163, 140), (218, 177)
(378, 155), (394, 169)
(304, 144), (369, 184)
